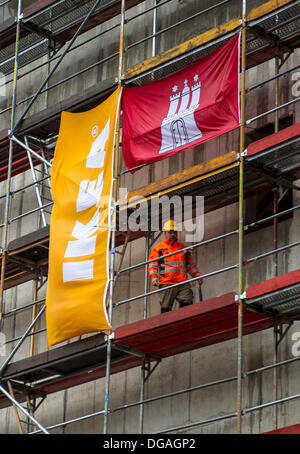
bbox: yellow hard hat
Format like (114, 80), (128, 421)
(163, 220), (179, 231)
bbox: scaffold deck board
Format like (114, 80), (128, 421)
(113, 293), (272, 358)
(0, 226), (50, 291)
(125, 0), (300, 81)
(1, 120), (300, 291)
(1, 0), (296, 77)
(120, 122), (300, 230)
(1, 270), (300, 409)
(245, 269), (300, 317)
(245, 122), (300, 183)
(120, 153), (272, 227)
(247, 122), (300, 158)
(264, 423), (300, 434)
(0, 0), (144, 75)
(0, 332), (142, 409)
(114, 269), (300, 359)
(121, 152), (238, 204)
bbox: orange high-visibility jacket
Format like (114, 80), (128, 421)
(148, 237), (201, 285)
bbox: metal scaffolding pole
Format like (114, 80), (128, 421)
(32, 374), (239, 434)
(115, 264), (238, 308)
(10, 0), (104, 136)
(273, 50), (280, 280)
(0, 305), (45, 375)
(11, 135), (52, 168)
(152, 0), (157, 57)
(0, 0), (22, 324)
(143, 233), (151, 320)
(237, 0), (246, 435)
(0, 384), (49, 434)
(246, 96), (300, 125)
(273, 187), (279, 277)
(27, 351), (300, 434)
(9, 201), (53, 223)
(24, 136), (47, 228)
(139, 358), (146, 434)
(155, 412), (238, 434)
(7, 381), (24, 434)
(273, 317), (279, 430)
(103, 0), (125, 435)
(0, 0), (299, 436)
(118, 230), (238, 275)
(30, 271), (39, 358)
(126, 0), (232, 53)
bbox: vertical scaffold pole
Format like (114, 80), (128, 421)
(152, 0), (157, 57)
(273, 51), (280, 276)
(103, 0), (125, 435)
(7, 381), (24, 434)
(273, 50), (281, 429)
(30, 271), (39, 357)
(237, 0), (246, 435)
(0, 0), (22, 324)
(144, 233), (150, 320)
(273, 316), (279, 430)
(275, 51), (280, 134)
(139, 358), (146, 434)
(0, 384), (49, 434)
(24, 136), (47, 227)
(139, 233), (151, 433)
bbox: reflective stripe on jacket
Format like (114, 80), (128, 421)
(148, 237), (201, 285)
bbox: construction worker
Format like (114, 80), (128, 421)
(148, 220), (203, 313)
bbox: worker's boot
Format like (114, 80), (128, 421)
(179, 302), (191, 308)
(161, 307), (171, 314)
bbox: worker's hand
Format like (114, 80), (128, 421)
(198, 276), (203, 285)
(151, 278), (159, 287)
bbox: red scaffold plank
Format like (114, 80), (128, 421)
(246, 269), (300, 300)
(1, 271), (299, 405)
(114, 270), (300, 358)
(263, 423), (300, 434)
(113, 292), (272, 358)
(247, 122), (300, 157)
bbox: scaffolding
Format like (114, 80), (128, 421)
(0, 0), (300, 434)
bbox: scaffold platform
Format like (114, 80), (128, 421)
(1, 268), (299, 410)
(0, 1), (299, 182)
(0, 0), (298, 78)
(2, 226), (49, 290)
(0, 0), (142, 76)
(0, 0), (300, 432)
(120, 121), (300, 225)
(1, 121), (299, 291)
(264, 423), (300, 434)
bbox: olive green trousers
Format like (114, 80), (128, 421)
(159, 283), (193, 311)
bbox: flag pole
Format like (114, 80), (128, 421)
(104, 0), (125, 436)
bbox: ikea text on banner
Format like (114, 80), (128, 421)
(45, 87), (122, 348)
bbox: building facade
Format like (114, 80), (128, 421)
(0, 0), (300, 434)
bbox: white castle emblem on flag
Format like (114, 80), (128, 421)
(159, 74), (202, 154)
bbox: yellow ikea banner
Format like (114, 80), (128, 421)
(46, 87), (122, 348)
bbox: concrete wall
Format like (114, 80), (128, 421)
(0, 0), (300, 434)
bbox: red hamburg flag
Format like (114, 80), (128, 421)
(122, 34), (240, 171)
